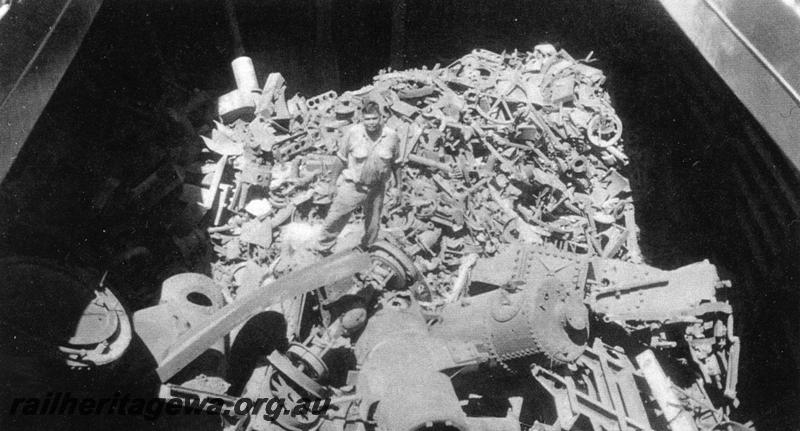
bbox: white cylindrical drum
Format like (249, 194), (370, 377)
(231, 56), (259, 91)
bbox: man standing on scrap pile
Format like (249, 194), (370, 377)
(316, 101), (400, 255)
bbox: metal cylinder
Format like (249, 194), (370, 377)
(465, 416), (521, 431)
(355, 310), (468, 431)
(231, 56), (259, 92)
(429, 277), (588, 366)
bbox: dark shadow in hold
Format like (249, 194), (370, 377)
(226, 311), (289, 397)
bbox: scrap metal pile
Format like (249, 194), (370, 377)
(188, 45), (638, 306)
(130, 47), (749, 431)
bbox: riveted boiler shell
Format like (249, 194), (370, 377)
(429, 277), (587, 367)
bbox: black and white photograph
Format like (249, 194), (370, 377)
(1, 1), (799, 430)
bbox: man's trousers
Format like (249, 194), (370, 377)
(318, 179), (384, 252)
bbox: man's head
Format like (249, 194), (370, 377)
(362, 101), (382, 133)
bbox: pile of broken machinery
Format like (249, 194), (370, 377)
(121, 46), (748, 431)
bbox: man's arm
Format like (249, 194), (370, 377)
(390, 131), (403, 187)
(331, 128), (351, 182)
(329, 158), (345, 182)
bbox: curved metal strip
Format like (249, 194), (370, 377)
(0, 0), (104, 182)
(659, 0), (800, 172)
